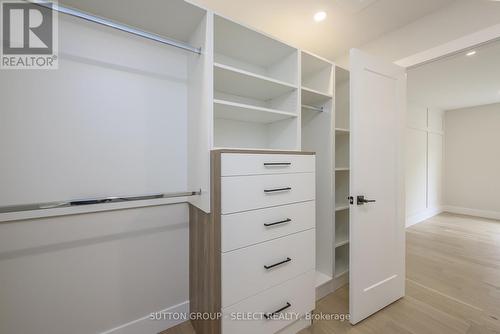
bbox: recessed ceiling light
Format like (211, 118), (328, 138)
(313, 11), (327, 22)
(466, 50), (477, 56)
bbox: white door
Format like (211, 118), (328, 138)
(349, 49), (406, 324)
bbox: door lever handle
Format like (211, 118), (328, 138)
(357, 195), (376, 205)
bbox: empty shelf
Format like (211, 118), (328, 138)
(335, 128), (350, 134)
(301, 86), (332, 106)
(335, 239), (349, 248)
(335, 208), (349, 251)
(335, 167), (350, 171)
(302, 52), (332, 81)
(214, 62), (297, 101)
(335, 242), (349, 278)
(215, 15), (297, 82)
(335, 204), (350, 211)
(214, 99), (297, 123)
(213, 146), (285, 151)
(334, 269), (349, 279)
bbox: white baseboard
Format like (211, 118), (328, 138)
(406, 207), (443, 227)
(443, 206), (500, 221)
(315, 270), (349, 300)
(316, 280), (334, 300)
(333, 271), (349, 292)
(101, 301), (189, 334)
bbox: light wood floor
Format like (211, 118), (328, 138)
(162, 213), (500, 334)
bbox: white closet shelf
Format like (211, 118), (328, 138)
(215, 15), (297, 70)
(315, 271), (333, 288)
(335, 239), (349, 248)
(214, 62), (297, 100)
(301, 86), (333, 106)
(214, 99), (297, 124)
(0, 196), (188, 223)
(334, 269), (349, 279)
(335, 128), (350, 134)
(335, 167), (350, 171)
(212, 146), (296, 152)
(335, 204), (350, 212)
(301, 52), (332, 79)
(334, 240), (349, 279)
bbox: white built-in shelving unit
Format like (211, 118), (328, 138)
(213, 15), (300, 150)
(299, 51), (335, 294)
(334, 242), (349, 278)
(335, 208), (349, 247)
(333, 66), (350, 287)
(208, 13), (352, 298)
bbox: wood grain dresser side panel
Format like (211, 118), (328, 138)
(189, 151), (222, 334)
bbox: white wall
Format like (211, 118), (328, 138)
(444, 103), (500, 219)
(336, 1), (500, 68)
(0, 205), (189, 334)
(0, 15), (188, 206)
(0, 15), (192, 334)
(406, 103), (445, 226)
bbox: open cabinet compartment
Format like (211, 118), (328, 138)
(335, 67), (350, 130)
(301, 52), (333, 115)
(0, 0), (214, 213)
(335, 132), (350, 169)
(335, 170), (350, 207)
(213, 66), (298, 114)
(335, 209), (349, 247)
(212, 15), (300, 150)
(214, 117), (299, 150)
(300, 53), (335, 289)
(301, 100), (334, 283)
(335, 243), (349, 278)
(301, 51), (334, 96)
(214, 15), (298, 85)
(332, 65), (351, 290)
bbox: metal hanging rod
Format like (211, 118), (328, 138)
(30, 1), (202, 54)
(302, 104), (324, 112)
(0, 190), (202, 214)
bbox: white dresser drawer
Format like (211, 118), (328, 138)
(221, 173), (315, 214)
(222, 270), (315, 334)
(221, 201), (315, 252)
(221, 153), (315, 176)
(222, 229), (315, 308)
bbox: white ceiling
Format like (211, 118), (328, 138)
(408, 39), (500, 111)
(57, 0), (459, 61)
(192, 0), (456, 61)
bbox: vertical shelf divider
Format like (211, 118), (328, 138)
(333, 66), (351, 290)
(300, 51), (335, 297)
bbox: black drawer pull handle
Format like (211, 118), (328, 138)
(263, 162), (291, 167)
(264, 257), (291, 270)
(264, 187), (292, 193)
(264, 218), (292, 227)
(264, 302), (292, 319)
